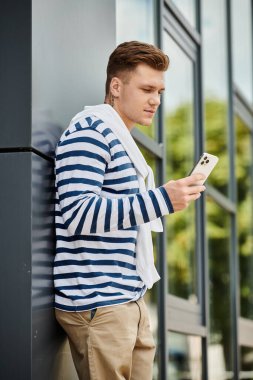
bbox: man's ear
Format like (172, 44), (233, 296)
(110, 77), (121, 98)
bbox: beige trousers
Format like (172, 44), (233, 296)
(55, 298), (156, 380)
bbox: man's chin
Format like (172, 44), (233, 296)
(139, 119), (152, 127)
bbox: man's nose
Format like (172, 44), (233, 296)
(149, 93), (160, 106)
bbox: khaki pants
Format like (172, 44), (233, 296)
(55, 298), (155, 380)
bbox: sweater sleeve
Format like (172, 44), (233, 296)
(55, 128), (174, 235)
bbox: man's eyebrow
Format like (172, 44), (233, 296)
(142, 85), (165, 91)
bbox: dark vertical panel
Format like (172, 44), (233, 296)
(0, 0), (117, 378)
(0, 0), (31, 148)
(0, 153), (32, 380)
(31, 1), (117, 378)
(31, 152), (74, 380)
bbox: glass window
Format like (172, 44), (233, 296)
(235, 116), (253, 320)
(232, 0), (253, 104)
(116, 0), (157, 140)
(202, 0), (229, 195)
(163, 33), (197, 302)
(171, 0), (196, 29)
(168, 332), (202, 380)
(32, 0), (115, 157)
(166, 201), (197, 302)
(141, 147), (159, 380)
(207, 198), (233, 380)
(145, 262), (159, 380)
(135, 120), (156, 141)
(240, 346), (253, 379)
(116, 0), (155, 44)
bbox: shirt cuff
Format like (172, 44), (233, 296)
(158, 186), (174, 214)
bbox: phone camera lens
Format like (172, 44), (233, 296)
(201, 161), (204, 165)
(206, 159), (209, 163)
(204, 156), (208, 160)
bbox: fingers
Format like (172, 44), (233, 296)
(179, 189), (203, 206)
(186, 192), (202, 202)
(183, 173), (206, 185)
(187, 185), (206, 195)
(163, 174), (206, 213)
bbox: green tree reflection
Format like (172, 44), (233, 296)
(236, 116), (253, 319)
(165, 99), (230, 302)
(165, 98), (253, 375)
(165, 101), (196, 301)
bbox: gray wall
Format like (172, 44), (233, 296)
(0, 1), (116, 379)
(32, 0), (116, 155)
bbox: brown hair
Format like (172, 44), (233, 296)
(105, 41), (169, 95)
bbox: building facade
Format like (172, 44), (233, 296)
(0, 1), (252, 379)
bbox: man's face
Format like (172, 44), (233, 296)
(111, 63), (165, 130)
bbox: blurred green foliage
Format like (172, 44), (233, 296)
(235, 115), (253, 319)
(137, 99), (253, 370)
(165, 101), (196, 301)
(136, 118), (156, 139)
(163, 98), (252, 366)
(205, 100), (229, 194)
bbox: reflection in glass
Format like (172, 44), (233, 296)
(202, 0), (229, 195)
(171, 0), (196, 28)
(207, 198), (233, 380)
(166, 203), (197, 302)
(240, 346), (253, 380)
(140, 146), (159, 380)
(136, 119), (156, 141)
(116, 0), (156, 140)
(145, 267), (159, 380)
(116, 0), (154, 44)
(163, 33), (197, 302)
(235, 116), (253, 319)
(168, 332), (202, 380)
(32, 0), (112, 156)
(232, 0), (253, 104)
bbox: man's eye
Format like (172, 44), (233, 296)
(143, 88), (151, 93)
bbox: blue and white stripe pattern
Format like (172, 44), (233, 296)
(54, 114), (174, 311)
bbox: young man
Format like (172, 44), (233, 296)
(54, 41), (205, 380)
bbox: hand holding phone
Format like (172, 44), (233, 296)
(189, 152), (219, 184)
(163, 152), (217, 212)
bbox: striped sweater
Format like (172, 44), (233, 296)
(54, 112), (173, 311)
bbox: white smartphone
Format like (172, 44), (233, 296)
(189, 152), (219, 184)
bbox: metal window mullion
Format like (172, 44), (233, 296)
(233, 85), (253, 122)
(227, 0), (240, 379)
(205, 185), (236, 213)
(196, 0), (209, 378)
(156, 2), (168, 379)
(163, 14), (197, 61)
(164, 0), (201, 45)
(233, 96), (253, 130)
(132, 128), (163, 159)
